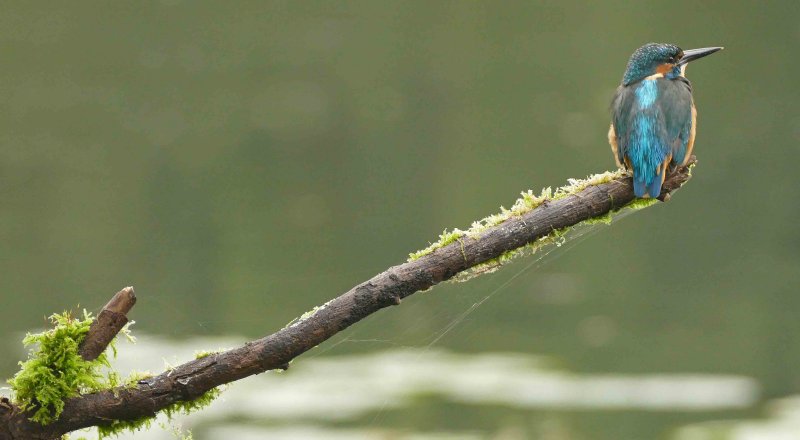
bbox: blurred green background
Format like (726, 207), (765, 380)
(1, 1), (799, 439)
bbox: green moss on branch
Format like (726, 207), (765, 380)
(96, 387), (221, 439)
(9, 311), (110, 425)
(7, 308), (222, 438)
(408, 169), (637, 262)
(409, 168), (665, 280)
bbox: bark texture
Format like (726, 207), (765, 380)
(78, 287), (136, 361)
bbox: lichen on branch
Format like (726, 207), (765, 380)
(408, 169), (628, 262)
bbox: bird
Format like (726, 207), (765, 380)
(608, 43), (723, 198)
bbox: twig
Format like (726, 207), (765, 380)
(0, 159), (695, 439)
(78, 287), (136, 361)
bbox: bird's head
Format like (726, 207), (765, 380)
(621, 43), (723, 86)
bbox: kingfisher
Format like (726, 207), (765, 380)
(608, 43), (723, 198)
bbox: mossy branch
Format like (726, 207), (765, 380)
(1, 288), (137, 439)
(0, 159), (695, 439)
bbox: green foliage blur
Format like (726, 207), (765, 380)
(1, 1), (798, 438)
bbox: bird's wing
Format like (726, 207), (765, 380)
(609, 85), (636, 167)
(658, 78), (694, 166)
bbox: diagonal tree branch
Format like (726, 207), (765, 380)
(0, 159), (695, 439)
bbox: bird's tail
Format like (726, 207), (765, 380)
(646, 167), (665, 198)
(632, 168), (665, 198)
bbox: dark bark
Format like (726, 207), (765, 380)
(0, 159), (695, 439)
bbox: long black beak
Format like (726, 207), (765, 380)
(678, 46), (724, 65)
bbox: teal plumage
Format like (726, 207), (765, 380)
(608, 43), (722, 198)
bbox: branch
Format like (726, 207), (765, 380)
(2, 287), (137, 439)
(0, 160), (695, 439)
(78, 287), (136, 361)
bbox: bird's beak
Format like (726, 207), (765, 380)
(677, 46), (724, 66)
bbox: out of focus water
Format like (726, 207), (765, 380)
(2, 1), (799, 439)
(26, 333), (796, 440)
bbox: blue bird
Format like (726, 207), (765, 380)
(608, 43), (723, 198)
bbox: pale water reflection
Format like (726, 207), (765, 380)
(206, 425), (484, 440)
(674, 396), (800, 440)
(57, 334), (761, 439)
